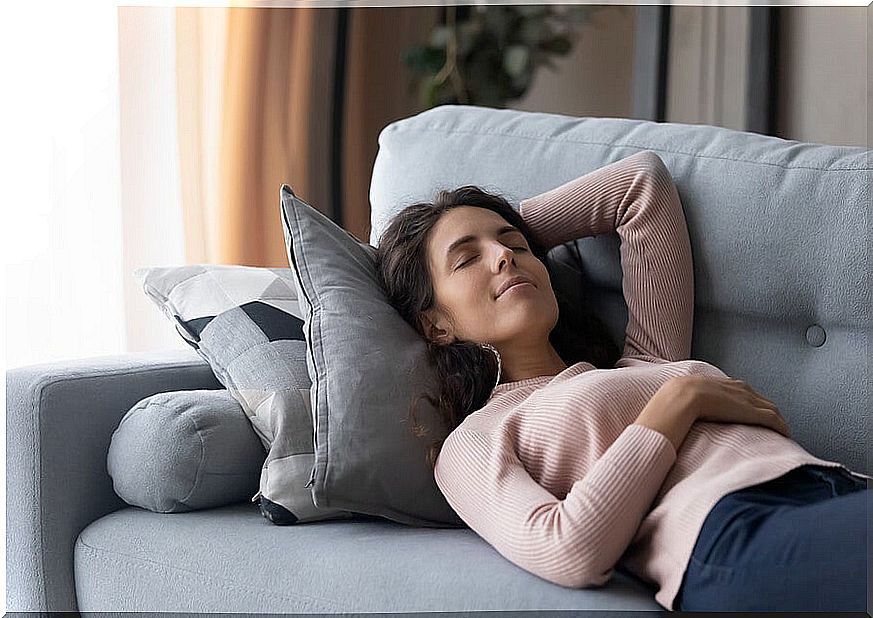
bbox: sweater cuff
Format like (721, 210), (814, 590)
(600, 423), (677, 478)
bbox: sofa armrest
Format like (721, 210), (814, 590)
(6, 347), (223, 612)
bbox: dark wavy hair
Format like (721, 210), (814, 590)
(374, 186), (620, 469)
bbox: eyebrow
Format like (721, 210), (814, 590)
(444, 224), (522, 265)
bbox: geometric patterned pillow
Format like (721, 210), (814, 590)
(134, 264), (353, 525)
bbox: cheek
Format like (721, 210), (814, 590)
(456, 274), (493, 308)
(450, 276), (498, 327)
(533, 262), (549, 286)
(435, 275), (485, 317)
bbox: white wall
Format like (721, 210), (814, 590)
(4, 3), (126, 370)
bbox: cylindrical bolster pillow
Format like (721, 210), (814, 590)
(108, 389), (266, 513)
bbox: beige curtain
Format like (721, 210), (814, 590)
(175, 6), (439, 265)
(175, 7), (335, 267)
(175, 8), (228, 265)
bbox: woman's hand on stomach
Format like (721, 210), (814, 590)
(672, 375), (791, 438)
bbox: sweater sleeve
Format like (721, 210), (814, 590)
(433, 423), (677, 588)
(518, 150), (694, 363)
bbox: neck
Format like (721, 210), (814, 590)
(497, 337), (568, 383)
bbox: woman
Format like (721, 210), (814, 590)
(374, 150), (869, 612)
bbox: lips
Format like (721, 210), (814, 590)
(495, 275), (535, 298)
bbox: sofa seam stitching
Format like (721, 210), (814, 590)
(178, 412), (206, 507)
(387, 125), (870, 171)
(75, 538), (345, 609)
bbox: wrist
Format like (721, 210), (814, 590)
(633, 380), (697, 453)
(657, 377), (699, 422)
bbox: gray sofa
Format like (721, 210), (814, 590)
(7, 105), (870, 615)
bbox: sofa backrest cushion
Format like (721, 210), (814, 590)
(368, 104), (870, 475)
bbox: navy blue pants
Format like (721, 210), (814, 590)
(675, 464), (869, 612)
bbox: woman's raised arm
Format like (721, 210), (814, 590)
(519, 150), (694, 363)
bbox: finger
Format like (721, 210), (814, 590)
(758, 407), (787, 435)
(758, 393), (777, 407)
(758, 399), (777, 413)
(770, 406), (788, 425)
(766, 409), (791, 437)
(757, 396), (779, 412)
(779, 416), (791, 436)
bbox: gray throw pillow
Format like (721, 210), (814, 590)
(280, 184), (465, 527)
(134, 264), (352, 524)
(107, 389), (265, 512)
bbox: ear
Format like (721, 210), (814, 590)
(419, 308), (456, 345)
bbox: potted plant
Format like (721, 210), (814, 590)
(403, 4), (599, 109)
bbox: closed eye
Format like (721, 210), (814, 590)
(455, 247), (527, 270)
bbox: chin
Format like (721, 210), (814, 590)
(500, 308), (555, 338)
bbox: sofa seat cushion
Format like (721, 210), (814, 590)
(74, 502), (662, 613)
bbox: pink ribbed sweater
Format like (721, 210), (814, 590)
(432, 150), (869, 610)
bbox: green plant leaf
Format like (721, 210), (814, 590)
(511, 70), (533, 92)
(430, 25), (450, 49)
(519, 19), (550, 44)
(503, 45), (529, 78)
(402, 45), (446, 76)
(404, 3), (588, 109)
(401, 47), (423, 72)
(540, 36), (572, 55)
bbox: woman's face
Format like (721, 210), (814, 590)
(419, 206), (559, 346)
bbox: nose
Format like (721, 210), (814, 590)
(491, 242), (516, 272)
